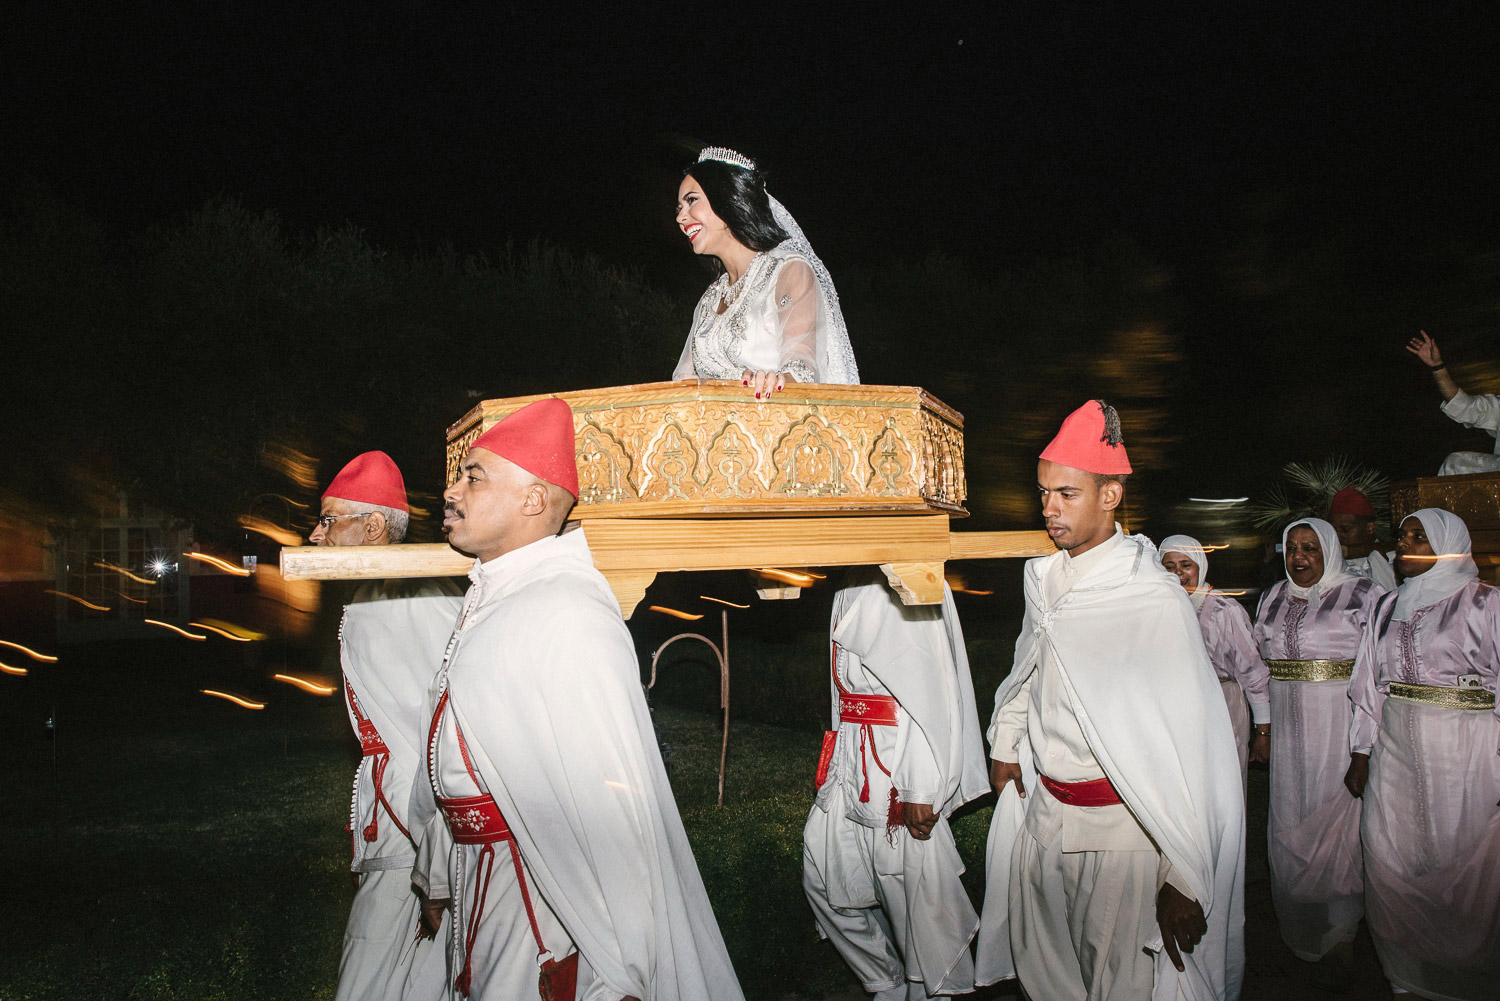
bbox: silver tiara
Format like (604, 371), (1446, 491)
(698, 146), (756, 171)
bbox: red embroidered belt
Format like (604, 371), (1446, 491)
(357, 717), (388, 756)
(439, 793), (513, 845)
(1040, 773), (1123, 807)
(839, 693), (899, 726)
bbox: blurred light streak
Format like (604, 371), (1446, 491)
(649, 605), (704, 621)
(195, 618), (267, 641)
(757, 568), (814, 585)
(951, 587), (995, 596)
(1189, 497), (1249, 504)
(105, 586), (148, 605)
(699, 596), (751, 609)
(0, 640), (58, 662)
(1215, 589), (1249, 597)
(45, 589), (110, 611)
(93, 560), (157, 585)
(1399, 553), (1470, 562)
(201, 689), (266, 710)
(1, 662), (28, 676)
(237, 514), (302, 547)
(260, 444), (320, 490)
(187, 552), (252, 576)
(191, 622), (254, 642)
(145, 619), (207, 641)
(273, 673), (337, 695)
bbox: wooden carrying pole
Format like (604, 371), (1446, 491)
(280, 518), (1053, 617)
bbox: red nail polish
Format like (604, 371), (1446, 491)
(755, 392), (761, 399)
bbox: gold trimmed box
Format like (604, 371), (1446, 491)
(446, 380), (967, 519)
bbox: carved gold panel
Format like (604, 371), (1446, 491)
(446, 379), (967, 518)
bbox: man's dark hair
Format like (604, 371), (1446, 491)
(682, 159), (789, 258)
(1092, 472), (1128, 489)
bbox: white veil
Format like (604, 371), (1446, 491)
(768, 195), (860, 385)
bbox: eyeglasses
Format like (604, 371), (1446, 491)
(312, 513), (370, 530)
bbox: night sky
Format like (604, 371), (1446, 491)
(7, 2), (1500, 507)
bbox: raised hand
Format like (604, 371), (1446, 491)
(1406, 330), (1443, 368)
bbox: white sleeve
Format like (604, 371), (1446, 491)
(1441, 390), (1500, 435)
(987, 673), (1034, 760)
(772, 259), (821, 383)
(671, 331), (696, 380)
(893, 711), (944, 806)
(408, 768), (452, 901)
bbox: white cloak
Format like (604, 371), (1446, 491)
(339, 593), (464, 1001)
(831, 573), (990, 818)
(343, 594), (465, 872)
(442, 529), (744, 1001)
(811, 573), (990, 993)
(976, 533), (1246, 1001)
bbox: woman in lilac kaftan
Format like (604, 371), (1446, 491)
(1159, 535), (1270, 786)
(1346, 508), (1500, 1001)
(1253, 518), (1383, 965)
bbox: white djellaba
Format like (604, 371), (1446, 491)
(415, 530), (746, 1001)
(1437, 390), (1500, 475)
(672, 148), (858, 386)
(803, 570), (990, 1000)
(976, 532), (1246, 1001)
(338, 592), (463, 1001)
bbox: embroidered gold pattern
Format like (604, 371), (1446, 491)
(1389, 681), (1495, 710)
(1266, 659), (1355, 682)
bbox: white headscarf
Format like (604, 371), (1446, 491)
(1159, 534), (1210, 609)
(1392, 507), (1478, 621)
(1282, 518), (1354, 606)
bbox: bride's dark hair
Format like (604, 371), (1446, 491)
(682, 159), (789, 253)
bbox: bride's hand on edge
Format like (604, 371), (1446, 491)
(743, 369), (789, 400)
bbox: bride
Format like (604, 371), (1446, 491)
(672, 146), (859, 397)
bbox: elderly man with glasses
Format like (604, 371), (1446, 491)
(310, 450), (461, 1001)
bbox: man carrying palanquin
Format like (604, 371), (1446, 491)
(1408, 330), (1500, 475)
(312, 450), (462, 1001)
(975, 400), (1246, 1001)
(414, 398), (745, 1001)
(803, 568), (990, 1000)
(1328, 487), (1396, 590)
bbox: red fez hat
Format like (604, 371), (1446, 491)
(1039, 400), (1133, 475)
(1330, 487), (1375, 516)
(323, 451), (409, 511)
(469, 398), (579, 498)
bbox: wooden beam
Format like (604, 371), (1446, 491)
(279, 520), (1056, 616)
(948, 529), (1055, 561)
(280, 543), (467, 580)
(579, 515), (953, 571)
(880, 561), (946, 604)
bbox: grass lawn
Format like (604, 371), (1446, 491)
(3, 629), (1391, 1000)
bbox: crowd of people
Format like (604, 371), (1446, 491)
(307, 147), (1496, 1001)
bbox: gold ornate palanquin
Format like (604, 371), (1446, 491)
(282, 381), (1053, 615)
(445, 380), (967, 519)
(1390, 472), (1500, 580)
